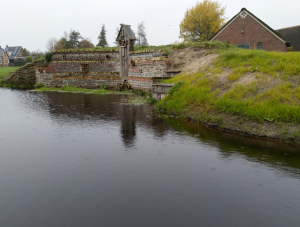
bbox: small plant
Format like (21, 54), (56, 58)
(34, 83), (44, 88)
(167, 82), (184, 95)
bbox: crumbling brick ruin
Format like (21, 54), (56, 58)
(35, 24), (175, 91)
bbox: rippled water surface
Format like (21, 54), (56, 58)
(1, 89), (300, 227)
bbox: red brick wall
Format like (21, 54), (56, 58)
(213, 14), (287, 52)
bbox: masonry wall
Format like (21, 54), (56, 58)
(36, 50), (122, 88)
(128, 49), (171, 90)
(213, 13), (287, 52)
(36, 49), (172, 90)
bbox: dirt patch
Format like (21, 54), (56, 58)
(169, 47), (218, 74)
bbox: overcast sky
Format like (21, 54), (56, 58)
(1, 0), (299, 52)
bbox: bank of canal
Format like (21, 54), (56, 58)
(0, 88), (300, 227)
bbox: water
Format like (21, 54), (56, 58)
(0, 88), (300, 227)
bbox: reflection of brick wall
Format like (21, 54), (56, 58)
(213, 14), (287, 52)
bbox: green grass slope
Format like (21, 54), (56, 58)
(158, 47), (300, 141)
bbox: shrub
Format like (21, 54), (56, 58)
(34, 83), (44, 88)
(25, 56), (33, 63)
(45, 53), (52, 62)
(287, 47), (293, 52)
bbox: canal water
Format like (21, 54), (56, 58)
(0, 88), (300, 227)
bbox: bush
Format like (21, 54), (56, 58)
(45, 53), (52, 63)
(34, 83), (44, 88)
(25, 56), (33, 63)
(34, 56), (40, 61)
(287, 47), (293, 52)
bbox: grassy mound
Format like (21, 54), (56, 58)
(158, 47), (300, 141)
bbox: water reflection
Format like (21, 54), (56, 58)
(1, 89), (300, 227)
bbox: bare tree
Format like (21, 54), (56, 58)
(137, 21), (148, 46)
(46, 38), (58, 52)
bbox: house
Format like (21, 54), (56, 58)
(4, 46), (23, 60)
(210, 8), (291, 52)
(0, 46), (10, 67)
(276, 25), (300, 51)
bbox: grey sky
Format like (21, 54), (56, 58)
(1, 0), (299, 52)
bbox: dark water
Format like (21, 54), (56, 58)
(0, 89), (300, 227)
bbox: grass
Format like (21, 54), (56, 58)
(36, 86), (112, 94)
(158, 48), (300, 123)
(0, 67), (20, 81)
(213, 48), (300, 79)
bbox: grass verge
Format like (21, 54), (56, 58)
(0, 67), (20, 81)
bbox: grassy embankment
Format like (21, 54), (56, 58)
(0, 67), (20, 82)
(158, 46), (300, 141)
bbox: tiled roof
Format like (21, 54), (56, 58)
(4, 46), (22, 59)
(276, 25), (300, 51)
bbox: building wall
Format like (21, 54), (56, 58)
(213, 13), (287, 52)
(0, 53), (9, 67)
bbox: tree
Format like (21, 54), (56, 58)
(68, 29), (82, 49)
(179, 0), (226, 42)
(97, 24), (108, 47)
(136, 21), (148, 46)
(22, 48), (30, 56)
(25, 56), (33, 63)
(46, 38), (58, 52)
(31, 49), (44, 58)
(78, 38), (95, 48)
(54, 38), (68, 50)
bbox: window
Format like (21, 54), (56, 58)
(240, 11), (248, 18)
(235, 44), (250, 49)
(257, 42), (263, 50)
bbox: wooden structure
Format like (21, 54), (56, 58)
(116, 24), (136, 80)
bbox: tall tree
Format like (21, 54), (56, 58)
(22, 48), (30, 56)
(97, 24), (108, 47)
(179, 0), (226, 42)
(68, 29), (82, 49)
(54, 37), (68, 50)
(137, 21), (148, 46)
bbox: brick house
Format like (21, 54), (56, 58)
(0, 46), (10, 67)
(210, 8), (291, 52)
(4, 46), (23, 60)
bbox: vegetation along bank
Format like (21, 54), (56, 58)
(158, 43), (300, 142)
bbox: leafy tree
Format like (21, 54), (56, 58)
(25, 56), (33, 63)
(137, 21), (148, 46)
(54, 38), (68, 50)
(78, 38), (95, 48)
(22, 48), (30, 56)
(97, 24), (108, 47)
(68, 29), (82, 49)
(179, 0), (226, 42)
(34, 56), (40, 61)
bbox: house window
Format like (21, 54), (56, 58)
(235, 44), (250, 49)
(257, 42), (263, 50)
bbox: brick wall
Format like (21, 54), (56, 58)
(38, 50), (122, 88)
(128, 49), (171, 90)
(37, 49), (172, 90)
(213, 13), (287, 52)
